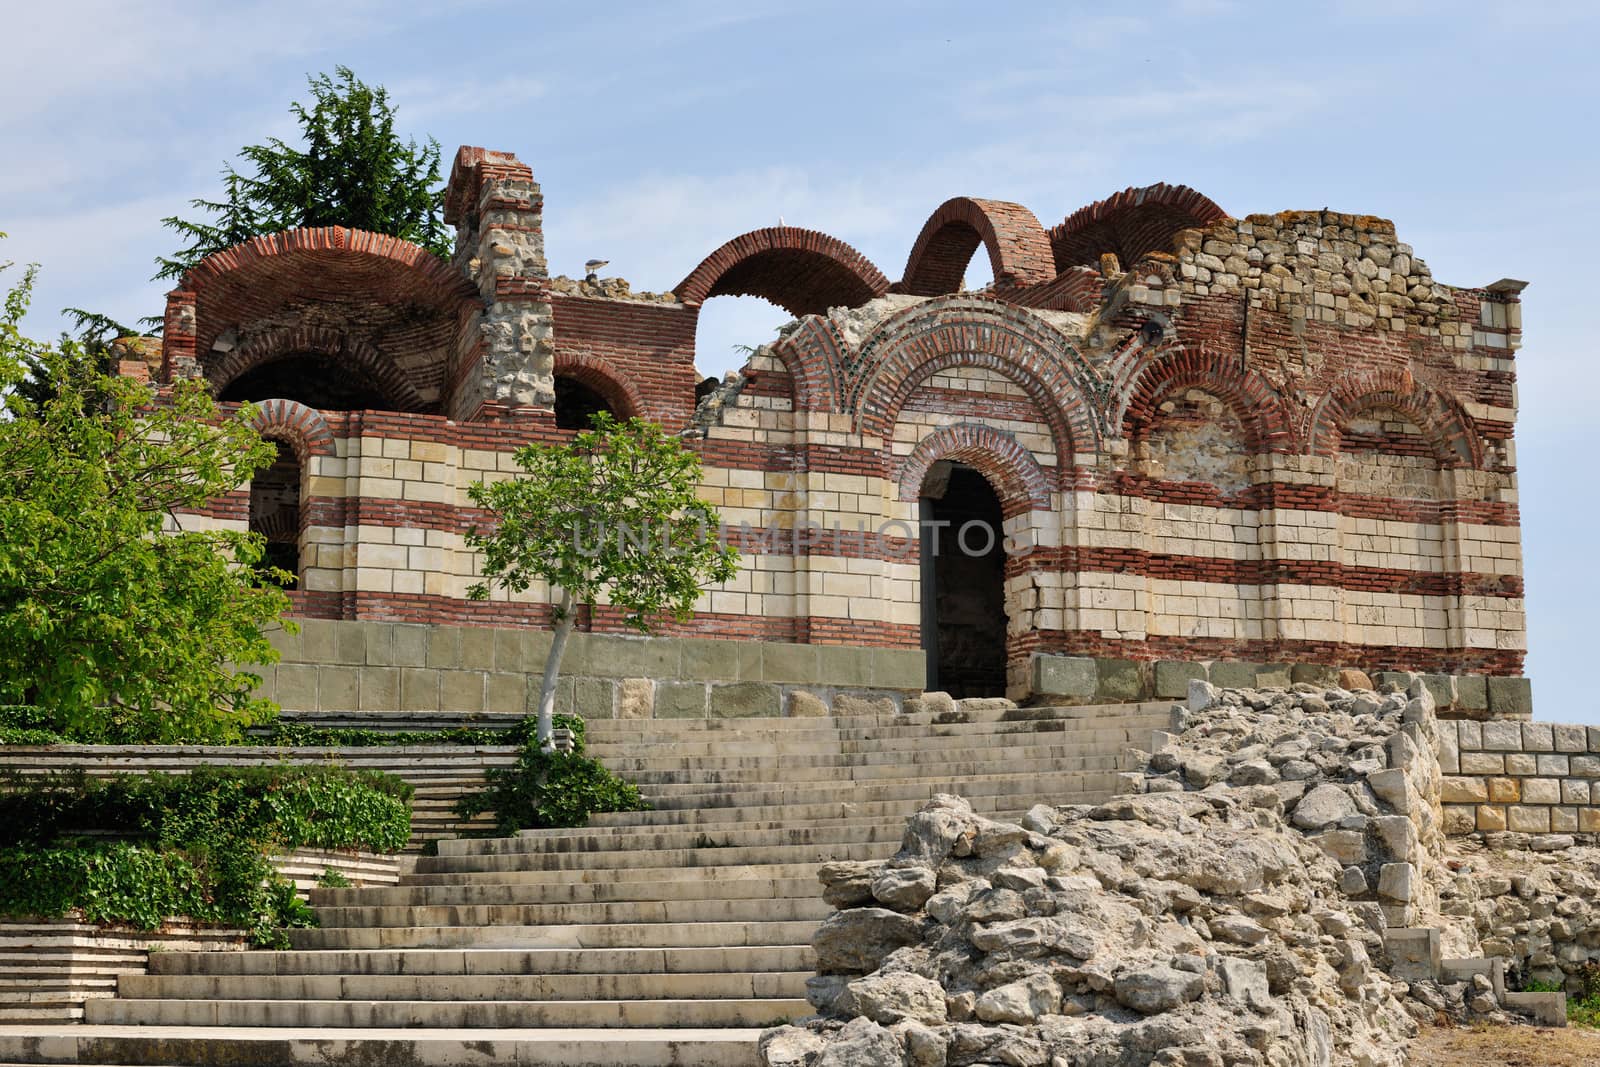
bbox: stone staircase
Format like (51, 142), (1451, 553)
(0, 700), (1171, 1067)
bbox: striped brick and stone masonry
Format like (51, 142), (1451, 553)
(135, 146), (1531, 711)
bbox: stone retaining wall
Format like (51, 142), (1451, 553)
(258, 619), (926, 719)
(1033, 653), (1533, 718)
(1438, 719), (1600, 836)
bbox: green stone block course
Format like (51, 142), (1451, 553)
(817, 645), (870, 687)
(399, 668), (440, 712)
(485, 672), (526, 714)
(392, 625), (428, 668)
(334, 623), (366, 666)
(585, 634), (679, 679)
(656, 682), (709, 718)
(426, 627), (461, 670)
(318, 665), (362, 711)
(1032, 655), (1096, 700)
(574, 678), (617, 719)
(680, 638), (741, 681)
(1488, 676), (1534, 718)
(760, 642), (818, 684)
(1209, 661), (1259, 690)
(298, 619), (339, 665)
(1093, 658), (1143, 702)
(440, 670), (486, 713)
(1154, 661), (1208, 699)
(361, 624), (396, 666)
(459, 628), (496, 671)
(709, 682), (781, 718)
(872, 649), (927, 690)
(359, 667), (400, 712)
(275, 664), (318, 711)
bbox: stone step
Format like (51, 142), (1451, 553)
(584, 726), (1149, 759)
(118, 970), (810, 1003)
(288, 919), (819, 952)
(580, 701), (1171, 736)
(642, 773), (1118, 812)
(398, 860), (827, 889)
(409, 838), (899, 876)
(148, 945), (814, 977)
(311, 875), (822, 908)
(502, 811), (934, 844)
(310, 895), (832, 930)
(617, 751), (1126, 786)
(582, 714), (1169, 749)
(84, 996), (809, 1029)
(0, 1026), (764, 1066)
(578, 793), (1031, 829)
(436, 820), (905, 859)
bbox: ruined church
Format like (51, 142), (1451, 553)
(125, 146), (1530, 715)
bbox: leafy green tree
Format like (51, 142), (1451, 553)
(466, 413), (740, 746)
(156, 66), (448, 281)
(0, 243), (293, 742)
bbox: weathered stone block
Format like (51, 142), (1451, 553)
(1420, 673), (1456, 708)
(1456, 674), (1488, 711)
(1290, 663), (1339, 687)
(1555, 724), (1588, 754)
(440, 670), (486, 712)
(616, 678), (653, 719)
(786, 690), (830, 718)
(1384, 927), (1439, 981)
(275, 663), (318, 710)
(1506, 805), (1552, 833)
(266, 624), (302, 662)
(393, 625), (428, 668)
(317, 665), (361, 711)
(1256, 663), (1292, 688)
(333, 623), (366, 667)
(573, 678), (616, 718)
(359, 667), (399, 712)
(1377, 862), (1417, 902)
(1031, 655), (1097, 699)
(1153, 661), (1207, 699)
(1563, 779), (1591, 805)
(1522, 778), (1561, 805)
(817, 645), (870, 687)
(1477, 805), (1507, 832)
(1209, 661), (1260, 690)
(1487, 777), (1520, 803)
(1572, 755), (1600, 778)
(709, 682), (780, 718)
(656, 682), (707, 718)
(1551, 807), (1580, 833)
(1435, 722), (1460, 774)
(1460, 752), (1505, 774)
(871, 650), (926, 690)
(679, 638), (749, 682)
(1488, 676), (1534, 718)
(1442, 805), (1477, 834)
(1536, 754), (1570, 776)
(485, 672), (525, 713)
(1505, 753), (1537, 776)
(399, 667), (439, 712)
(359, 623), (394, 667)
(1581, 809), (1600, 833)
(835, 693), (896, 717)
(1441, 777), (1488, 804)
(298, 619), (339, 665)
(1457, 720), (1483, 750)
(761, 642), (819, 684)
(1094, 658), (1143, 702)
(1337, 668), (1374, 691)
(1481, 720), (1523, 751)
(459, 628), (496, 671)
(1521, 722), (1554, 752)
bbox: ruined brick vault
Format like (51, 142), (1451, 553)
(128, 146), (1531, 707)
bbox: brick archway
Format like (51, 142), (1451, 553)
(553, 353), (647, 421)
(896, 423), (1052, 518)
(1050, 183), (1228, 272)
(674, 227), (890, 318)
(209, 327), (431, 413)
(243, 398), (336, 461)
(899, 197), (1055, 296)
(1309, 369), (1483, 469)
(851, 296), (1105, 467)
(1118, 347), (1295, 452)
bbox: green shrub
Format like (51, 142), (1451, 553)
(0, 705), (61, 744)
(456, 716), (644, 834)
(0, 765), (409, 945)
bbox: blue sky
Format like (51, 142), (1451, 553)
(4, 1), (1594, 720)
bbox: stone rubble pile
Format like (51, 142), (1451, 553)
(762, 680), (1550, 1067)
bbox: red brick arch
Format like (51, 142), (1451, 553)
(162, 227), (483, 397)
(896, 423), (1053, 516)
(1118, 348), (1296, 452)
(553, 353), (647, 420)
(208, 327), (431, 413)
(899, 197), (1055, 296)
(674, 227), (890, 318)
(243, 398), (335, 461)
(1050, 184), (1229, 271)
(767, 317), (847, 413)
(1310, 370), (1484, 469)
(851, 296), (1105, 466)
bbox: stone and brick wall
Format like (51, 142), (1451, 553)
(137, 146), (1531, 706)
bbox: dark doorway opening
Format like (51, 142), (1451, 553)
(920, 461), (1008, 698)
(220, 355), (396, 412)
(555, 376), (618, 430)
(250, 441), (301, 586)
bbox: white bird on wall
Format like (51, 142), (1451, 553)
(584, 259), (608, 281)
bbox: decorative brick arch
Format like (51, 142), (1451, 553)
(162, 227), (483, 397)
(244, 399), (336, 461)
(1118, 348), (1296, 452)
(1050, 184), (1229, 272)
(1309, 369), (1483, 469)
(897, 423), (1053, 516)
(851, 296), (1105, 464)
(674, 227), (891, 318)
(208, 327), (431, 413)
(899, 197), (1055, 296)
(553, 353), (647, 419)
(766, 317), (848, 413)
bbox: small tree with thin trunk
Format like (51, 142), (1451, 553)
(465, 413), (739, 747)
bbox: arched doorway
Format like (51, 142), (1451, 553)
(554, 376), (618, 430)
(249, 440), (301, 586)
(919, 461), (1009, 698)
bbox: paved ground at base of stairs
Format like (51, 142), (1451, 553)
(1408, 1024), (1600, 1065)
